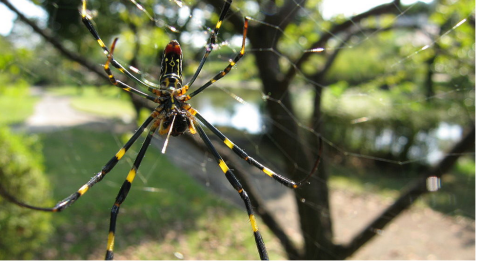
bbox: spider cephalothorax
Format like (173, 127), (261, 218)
(156, 40), (196, 137)
(159, 40), (183, 85)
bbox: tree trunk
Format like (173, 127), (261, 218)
(249, 22), (334, 259)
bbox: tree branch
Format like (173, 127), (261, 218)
(283, 0), (402, 84)
(267, 0), (306, 31)
(309, 23), (421, 129)
(337, 126), (475, 259)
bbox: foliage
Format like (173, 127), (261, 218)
(0, 82), (39, 126)
(42, 0), (124, 46)
(289, 0), (475, 165)
(0, 126), (52, 259)
(0, 35), (33, 84)
(0, 36), (40, 125)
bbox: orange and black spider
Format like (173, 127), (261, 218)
(0, 0), (315, 260)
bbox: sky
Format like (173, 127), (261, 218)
(322, 0), (432, 19)
(0, 0), (433, 36)
(0, 0), (46, 35)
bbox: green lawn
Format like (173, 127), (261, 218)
(0, 84), (39, 126)
(35, 127), (284, 260)
(0, 85), (473, 260)
(0, 86), (285, 260)
(328, 157), (475, 219)
(47, 86), (136, 121)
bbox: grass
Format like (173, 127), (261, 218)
(328, 157), (475, 219)
(0, 84), (39, 126)
(0, 85), (285, 259)
(1, 85), (474, 259)
(0, 96), (38, 125)
(47, 86), (136, 121)
(54, 84), (474, 220)
(33, 127), (285, 260)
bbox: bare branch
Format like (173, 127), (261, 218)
(309, 23), (421, 129)
(283, 0), (402, 84)
(267, 0), (306, 31)
(337, 126), (475, 259)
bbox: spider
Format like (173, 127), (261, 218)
(0, 0), (316, 260)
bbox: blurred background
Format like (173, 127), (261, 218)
(0, 0), (475, 260)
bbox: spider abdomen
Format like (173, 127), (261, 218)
(162, 111), (189, 137)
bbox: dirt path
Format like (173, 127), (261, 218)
(23, 88), (475, 260)
(23, 88), (108, 132)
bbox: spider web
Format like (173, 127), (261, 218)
(172, 1), (474, 260)
(2, 0), (474, 260)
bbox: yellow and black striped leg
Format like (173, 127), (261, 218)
(81, 0), (159, 93)
(195, 123), (269, 260)
(188, 107), (315, 188)
(184, 0), (233, 90)
(54, 114), (156, 212)
(0, 115), (155, 213)
(187, 17), (249, 99)
(126, 65), (161, 89)
(105, 121), (159, 260)
(102, 38), (160, 103)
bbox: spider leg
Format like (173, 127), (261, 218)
(127, 65), (161, 89)
(188, 107), (317, 188)
(182, 0), (234, 92)
(81, 0), (159, 93)
(0, 112), (156, 212)
(104, 38), (163, 103)
(105, 119), (160, 260)
(186, 16), (249, 99)
(195, 122), (269, 260)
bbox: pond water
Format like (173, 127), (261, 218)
(192, 86), (465, 165)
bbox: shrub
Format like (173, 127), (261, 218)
(0, 126), (53, 259)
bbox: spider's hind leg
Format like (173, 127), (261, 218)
(105, 120), (160, 260)
(194, 123), (269, 260)
(0, 114), (155, 213)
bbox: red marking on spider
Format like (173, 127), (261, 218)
(165, 40), (182, 55)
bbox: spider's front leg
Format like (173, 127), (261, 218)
(100, 38), (160, 103)
(81, 0), (161, 94)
